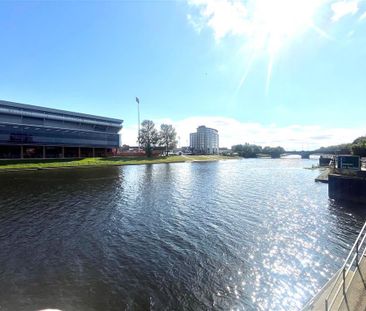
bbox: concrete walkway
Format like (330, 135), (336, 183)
(339, 257), (366, 311)
(305, 256), (366, 311)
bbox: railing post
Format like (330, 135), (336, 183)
(356, 240), (359, 267)
(342, 268), (346, 295)
(325, 298), (328, 311)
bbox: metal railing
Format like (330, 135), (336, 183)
(325, 220), (366, 310)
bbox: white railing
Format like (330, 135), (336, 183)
(325, 220), (366, 310)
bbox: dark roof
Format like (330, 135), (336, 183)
(197, 125), (218, 132)
(0, 100), (123, 125)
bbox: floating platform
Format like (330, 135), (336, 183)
(315, 168), (330, 183)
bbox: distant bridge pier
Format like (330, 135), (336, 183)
(301, 152), (310, 159)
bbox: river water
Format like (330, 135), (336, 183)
(0, 159), (365, 311)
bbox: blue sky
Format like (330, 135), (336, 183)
(0, 0), (365, 149)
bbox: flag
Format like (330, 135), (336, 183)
(136, 97), (140, 104)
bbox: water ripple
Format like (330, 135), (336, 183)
(0, 160), (365, 310)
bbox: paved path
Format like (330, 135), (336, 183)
(306, 256), (366, 311)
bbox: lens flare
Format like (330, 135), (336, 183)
(189, 0), (331, 93)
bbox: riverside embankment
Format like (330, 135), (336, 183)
(0, 155), (235, 172)
(329, 170), (366, 203)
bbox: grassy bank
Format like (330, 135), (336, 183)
(0, 155), (236, 171)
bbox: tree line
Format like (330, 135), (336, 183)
(138, 120), (177, 157)
(232, 143), (285, 158)
(315, 136), (366, 157)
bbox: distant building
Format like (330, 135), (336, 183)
(0, 100), (123, 159)
(189, 125), (219, 154)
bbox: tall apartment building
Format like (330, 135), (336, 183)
(189, 125), (219, 154)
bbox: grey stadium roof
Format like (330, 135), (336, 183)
(0, 100), (123, 125)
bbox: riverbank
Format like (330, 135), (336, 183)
(0, 155), (237, 172)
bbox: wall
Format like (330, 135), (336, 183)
(329, 173), (366, 203)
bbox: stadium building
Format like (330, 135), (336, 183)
(0, 100), (123, 159)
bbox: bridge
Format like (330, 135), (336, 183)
(282, 151), (316, 159)
(282, 151), (335, 159)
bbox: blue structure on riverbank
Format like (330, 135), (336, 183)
(327, 155), (366, 203)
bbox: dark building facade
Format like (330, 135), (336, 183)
(0, 100), (123, 159)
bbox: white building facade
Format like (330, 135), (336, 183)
(189, 126), (219, 154)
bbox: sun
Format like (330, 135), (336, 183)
(188, 0), (330, 92)
(237, 0), (327, 92)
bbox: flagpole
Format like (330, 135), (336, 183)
(137, 97), (141, 151)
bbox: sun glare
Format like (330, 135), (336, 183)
(238, 0), (326, 92)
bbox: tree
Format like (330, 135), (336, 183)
(269, 146), (285, 158)
(351, 139), (366, 157)
(232, 144), (285, 158)
(315, 144), (351, 155)
(263, 146), (285, 158)
(138, 120), (159, 157)
(159, 124), (177, 156)
(232, 143), (262, 158)
(351, 136), (366, 157)
(353, 136), (366, 145)
(351, 144), (366, 157)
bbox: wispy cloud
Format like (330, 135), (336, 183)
(188, 0), (361, 40)
(187, 13), (204, 34)
(331, 0), (359, 22)
(187, 0), (249, 41)
(359, 11), (366, 20)
(187, 0), (333, 45)
(121, 116), (365, 151)
(187, 0), (331, 92)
